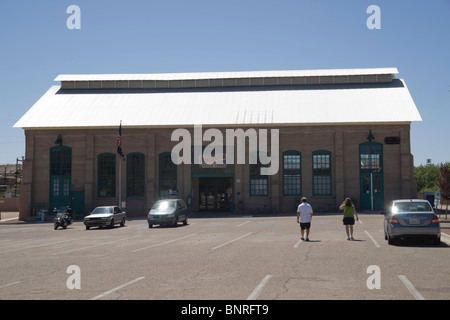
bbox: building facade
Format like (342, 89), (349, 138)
(14, 68), (421, 219)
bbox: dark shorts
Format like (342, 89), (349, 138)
(299, 222), (311, 230)
(343, 217), (355, 225)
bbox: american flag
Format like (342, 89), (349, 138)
(117, 122), (125, 160)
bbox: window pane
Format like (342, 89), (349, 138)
(127, 153), (145, 197)
(283, 152), (301, 196)
(313, 151), (331, 195)
(360, 144), (382, 172)
(98, 154), (115, 197)
(159, 153), (177, 198)
(250, 161), (269, 196)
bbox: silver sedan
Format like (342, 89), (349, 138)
(383, 199), (440, 245)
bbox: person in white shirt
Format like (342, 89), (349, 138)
(296, 197), (313, 241)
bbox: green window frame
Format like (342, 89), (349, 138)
(282, 150), (301, 196)
(98, 153), (116, 198)
(249, 158), (269, 197)
(50, 146), (72, 177)
(159, 152), (177, 198)
(359, 142), (383, 173)
(49, 146), (72, 209)
(127, 152), (145, 197)
(312, 150), (332, 196)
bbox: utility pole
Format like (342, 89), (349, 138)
(14, 156), (24, 197)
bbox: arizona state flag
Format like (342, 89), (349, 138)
(117, 121), (125, 160)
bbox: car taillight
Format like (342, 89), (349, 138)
(431, 215), (439, 224)
(389, 215), (399, 224)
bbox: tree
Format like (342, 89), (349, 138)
(436, 163), (450, 219)
(414, 164), (440, 193)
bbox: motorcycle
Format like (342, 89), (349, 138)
(53, 207), (73, 230)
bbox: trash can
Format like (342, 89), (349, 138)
(426, 194), (435, 208)
(36, 210), (45, 222)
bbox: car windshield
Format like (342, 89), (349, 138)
(152, 201), (176, 210)
(392, 202), (432, 213)
(92, 207), (113, 214)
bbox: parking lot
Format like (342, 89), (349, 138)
(1, 213), (449, 301)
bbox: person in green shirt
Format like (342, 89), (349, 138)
(339, 197), (359, 240)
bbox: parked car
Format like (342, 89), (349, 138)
(383, 199), (440, 245)
(84, 206), (126, 230)
(148, 199), (189, 228)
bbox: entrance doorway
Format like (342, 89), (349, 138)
(199, 178), (233, 211)
(360, 172), (384, 209)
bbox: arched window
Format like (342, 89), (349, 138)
(312, 150), (332, 196)
(282, 150), (301, 196)
(98, 153), (115, 198)
(127, 153), (145, 197)
(159, 152), (177, 198)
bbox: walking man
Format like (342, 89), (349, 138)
(297, 197), (313, 241)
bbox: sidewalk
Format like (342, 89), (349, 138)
(0, 211), (20, 223)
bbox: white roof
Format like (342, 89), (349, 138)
(15, 68), (421, 129)
(14, 81), (421, 129)
(54, 68), (398, 82)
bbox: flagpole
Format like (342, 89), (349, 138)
(119, 154), (122, 208)
(117, 120), (124, 209)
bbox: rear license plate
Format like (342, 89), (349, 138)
(409, 218), (421, 225)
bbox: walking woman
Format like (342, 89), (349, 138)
(339, 198), (359, 240)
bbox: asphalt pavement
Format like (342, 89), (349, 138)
(1, 211), (449, 301)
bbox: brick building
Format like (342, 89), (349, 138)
(14, 68), (421, 219)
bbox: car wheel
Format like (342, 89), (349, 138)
(148, 223), (153, 228)
(433, 236), (441, 245)
(109, 219), (114, 228)
(85, 226), (90, 230)
(183, 217), (188, 225)
(387, 234), (395, 245)
(120, 217), (125, 227)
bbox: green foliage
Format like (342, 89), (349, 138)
(414, 164), (440, 193)
(436, 163), (450, 200)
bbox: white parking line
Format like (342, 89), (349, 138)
(53, 235), (142, 255)
(0, 281), (21, 289)
(132, 233), (197, 252)
(398, 275), (425, 300)
(293, 238), (303, 248)
(364, 230), (380, 248)
(237, 221), (250, 227)
(247, 275), (273, 300)
(212, 232), (253, 250)
(0, 237), (86, 254)
(90, 277), (145, 300)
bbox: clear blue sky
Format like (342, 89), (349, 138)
(1, 0), (449, 166)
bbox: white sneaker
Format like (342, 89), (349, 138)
(347, 236), (350, 240)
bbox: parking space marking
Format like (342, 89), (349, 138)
(293, 238), (303, 248)
(237, 221), (250, 227)
(212, 232), (253, 251)
(0, 281), (21, 289)
(132, 233), (197, 252)
(398, 275), (425, 300)
(90, 277), (145, 300)
(247, 275), (272, 300)
(364, 230), (380, 248)
(0, 237), (86, 254)
(53, 235), (142, 255)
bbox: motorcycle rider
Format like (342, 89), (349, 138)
(66, 206), (74, 221)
